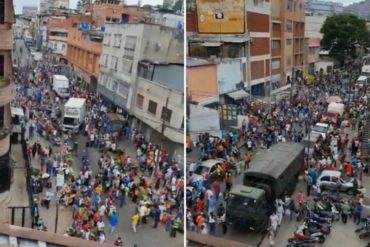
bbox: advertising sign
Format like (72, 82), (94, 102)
(196, 0), (245, 34)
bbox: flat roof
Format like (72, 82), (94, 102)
(230, 184), (265, 200)
(65, 98), (86, 107)
(186, 58), (213, 67)
(53, 74), (68, 80)
(247, 142), (304, 179)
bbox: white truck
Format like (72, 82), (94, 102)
(53, 74), (70, 98)
(63, 98), (86, 134)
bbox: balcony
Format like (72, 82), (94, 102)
(0, 79), (15, 106)
(0, 30), (13, 50)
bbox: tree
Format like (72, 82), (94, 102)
(320, 14), (370, 65)
(173, 0), (183, 11)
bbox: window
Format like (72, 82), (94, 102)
(272, 23), (280, 32)
(117, 82), (129, 99)
(148, 100), (157, 115)
(113, 34), (122, 48)
(124, 36), (136, 59)
(121, 57), (133, 74)
(0, 0), (4, 24)
(287, 56), (292, 67)
(286, 20), (293, 32)
(321, 176), (331, 182)
(101, 54), (109, 67)
(161, 107), (172, 122)
(0, 106), (4, 128)
(136, 94), (144, 108)
(271, 59), (281, 69)
(0, 55), (4, 76)
(103, 34), (111, 46)
(287, 0), (293, 10)
(253, 0), (259, 6)
(286, 39), (292, 46)
(272, 40), (281, 49)
(110, 56), (118, 71)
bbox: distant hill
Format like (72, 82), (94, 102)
(343, 0), (370, 20)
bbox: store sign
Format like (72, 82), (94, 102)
(196, 0), (245, 34)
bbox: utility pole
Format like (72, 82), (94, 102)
(151, 95), (170, 179)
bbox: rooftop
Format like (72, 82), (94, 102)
(186, 58), (213, 67)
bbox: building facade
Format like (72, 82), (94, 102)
(67, 27), (103, 92)
(305, 15), (326, 74)
(0, 0), (15, 193)
(98, 23), (184, 156)
(22, 6), (38, 16)
(92, 3), (144, 27)
(187, 0), (305, 97)
(304, 0), (343, 16)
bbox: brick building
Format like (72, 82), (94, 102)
(186, 0), (306, 97)
(0, 0), (15, 193)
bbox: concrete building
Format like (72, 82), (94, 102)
(134, 61), (184, 155)
(186, 58), (218, 103)
(187, 0), (306, 97)
(163, 0), (175, 9)
(146, 12), (184, 29)
(46, 15), (92, 64)
(305, 15), (326, 74)
(21, 6), (38, 16)
(98, 23), (183, 155)
(67, 27), (103, 92)
(303, 0), (343, 16)
(40, 0), (69, 13)
(92, 3), (144, 27)
(271, 0), (306, 94)
(0, 0), (15, 193)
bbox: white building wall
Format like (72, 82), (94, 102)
(134, 77), (183, 144)
(189, 104), (221, 142)
(48, 40), (67, 56)
(217, 59), (242, 94)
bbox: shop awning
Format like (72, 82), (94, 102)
(201, 42), (222, 47)
(227, 89), (249, 100)
(357, 75), (367, 82)
(11, 107), (24, 116)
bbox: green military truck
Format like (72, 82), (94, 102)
(226, 142), (304, 231)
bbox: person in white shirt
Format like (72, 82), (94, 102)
(270, 212), (279, 234)
(98, 231), (105, 243)
(97, 218), (105, 231)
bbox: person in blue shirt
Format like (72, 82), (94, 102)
(110, 211), (118, 234)
(354, 203), (363, 225)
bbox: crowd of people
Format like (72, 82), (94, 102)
(186, 65), (369, 242)
(13, 43), (184, 244)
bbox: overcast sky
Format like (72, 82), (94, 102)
(13, 0), (164, 14)
(13, 0), (365, 14)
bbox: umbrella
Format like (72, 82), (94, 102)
(326, 96), (342, 103)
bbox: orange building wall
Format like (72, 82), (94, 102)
(187, 65), (218, 102)
(67, 28), (102, 81)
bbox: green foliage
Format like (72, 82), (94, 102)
(320, 14), (370, 64)
(173, 0), (183, 11)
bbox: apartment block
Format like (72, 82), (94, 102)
(47, 15), (92, 64)
(271, 0), (306, 92)
(305, 15), (326, 74)
(187, 0), (305, 98)
(67, 27), (103, 92)
(92, 3), (144, 26)
(0, 0), (15, 193)
(98, 23), (184, 155)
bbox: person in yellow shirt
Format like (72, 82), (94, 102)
(95, 184), (103, 195)
(131, 212), (139, 233)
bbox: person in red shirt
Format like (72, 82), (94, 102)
(296, 191), (305, 206)
(196, 198), (204, 213)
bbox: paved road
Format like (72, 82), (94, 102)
(15, 40), (183, 247)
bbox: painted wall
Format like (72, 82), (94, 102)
(189, 104), (221, 142)
(217, 59), (242, 94)
(187, 64), (218, 102)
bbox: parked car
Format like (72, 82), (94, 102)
(317, 170), (366, 195)
(189, 159), (226, 184)
(311, 123), (329, 139)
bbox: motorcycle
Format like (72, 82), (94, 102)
(305, 219), (331, 235)
(356, 217), (370, 233)
(307, 211), (333, 226)
(315, 201), (340, 221)
(288, 222), (326, 244)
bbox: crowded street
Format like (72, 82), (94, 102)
(186, 54), (370, 246)
(12, 38), (184, 246)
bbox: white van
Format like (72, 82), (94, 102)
(311, 123), (329, 139)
